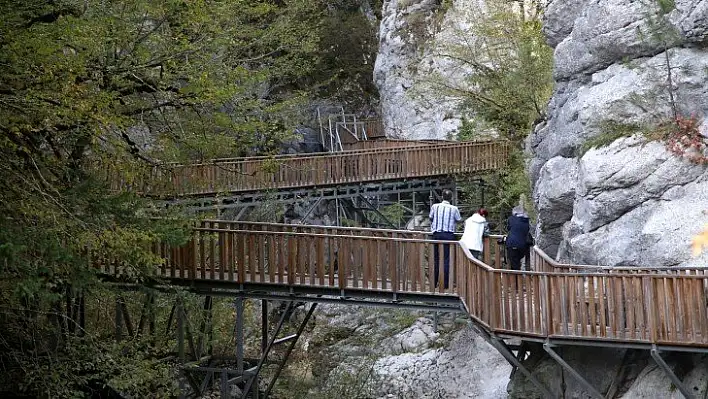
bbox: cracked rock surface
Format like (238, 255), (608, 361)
(298, 305), (510, 398)
(374, 0), (486, 139)
(531, 0), (708, 267)
(518, 1), (708, 398)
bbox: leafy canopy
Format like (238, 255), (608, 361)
(0, 0), (377, 396)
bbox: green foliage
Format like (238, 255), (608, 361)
(423, 1), (552, 218)
(455, 117), (495, 141)
(430, 0), (553, 141)
(376, 203), (407, 227)
(315, 0), (380, 108)
(14, 337), (177, 398)
(303, 362), (378, 399)
(461, 149), (534, 227)
(578, 121), (645, 156)
(635, 0), (683, 119)
(0, 0), (380, 396)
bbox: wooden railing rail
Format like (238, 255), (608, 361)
(131, 226), (708, 347)
(133, 227), (465, 296)
(455, 245), (708, 346)
(201, 220), (429, 239)
(109, 141), (510, 197)
(532, 246), (708, 275)
(199, 220), (507, 269)
(343, 139), (446, 151)
(184, 139), (490, 164)
(96, 224), (708, 347)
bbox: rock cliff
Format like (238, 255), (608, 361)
(285, 305), (510, 398)
(374, 0), (484, 139)
(519, 0), (708, 397)
(531, 0), (708, 265)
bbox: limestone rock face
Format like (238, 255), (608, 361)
(524, 0), (708, 397)
(508, 346), (626, 399)
(373, 324), (510, 398)
(374, 0), (484, 139)
(379, 318), (439, 354)
(531, 0), (708, 264)
(533, 155), (577, 257)
(301, 306), (511, 399)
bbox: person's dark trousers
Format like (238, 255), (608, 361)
(432, 231), (455, 288)
(507, 246), (525, 271)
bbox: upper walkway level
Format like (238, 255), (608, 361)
(110, 140), (510, 198)
(99, 220), (708, 350)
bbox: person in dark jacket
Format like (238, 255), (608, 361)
(506, 205), (530, 270)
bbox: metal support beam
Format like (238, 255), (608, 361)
(242, 302), (296, 396)
(650, 345), (695, 399)
(298, 197), (323, 224)
(358, 194), (396, 229)
(78, 292), (85, 336)
(543, 342), (602, 399)
(196, 296), (213, 358)
(264, 303), (318, 397)
(149, 293), (156, 336)
(235, 298), (244, 374)
(234, 206), (250, 221)
(177, 299), (185, 362)
(471, 324), (554, 398)
(115, 297), (123, 341)
(261, 300), (268, 354)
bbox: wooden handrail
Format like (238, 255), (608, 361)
(107, 140), (511, 197)
(172, 139), (494, 165)
(100, 224), (708, 348)
(532, 246), (708, 274)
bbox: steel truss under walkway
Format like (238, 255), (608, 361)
(162, 177), (457, 226)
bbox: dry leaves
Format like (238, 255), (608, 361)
(692, 224), (708, 256)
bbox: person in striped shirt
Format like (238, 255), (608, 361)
(429, 189), (461, 289)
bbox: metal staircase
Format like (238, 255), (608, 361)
(317, 107), (383, 152)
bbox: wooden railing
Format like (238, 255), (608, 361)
(104, 222), (708, 348)
(342, 139), (445, 151)
(204, 221), (507, 270)
(109, 140), (510, 197)
(125, 227), (464, 296)
(532, 246), (708, 276)
(469, 246), (708, 345)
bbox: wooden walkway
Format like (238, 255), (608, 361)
(98, 139), (708, 353)
(98, 220), (708, 349)
(108, 140), (510, 197)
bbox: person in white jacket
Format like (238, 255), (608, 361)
(460, 208), (489, 260)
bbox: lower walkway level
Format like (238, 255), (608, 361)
(100, 220), (708, 398)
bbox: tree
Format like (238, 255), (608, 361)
(0, 0), (373, 396)
(426, 0), (553, 142)
(424, 0), (552, 220)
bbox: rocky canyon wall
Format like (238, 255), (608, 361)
(514, 1), (708, 397)
(374, 0), (485, 139)
(531, 0), (708, 266)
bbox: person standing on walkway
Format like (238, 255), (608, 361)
(505, 204), (530, 271)
(429, 189), (461, 288)
(460, 208), (489, 260)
